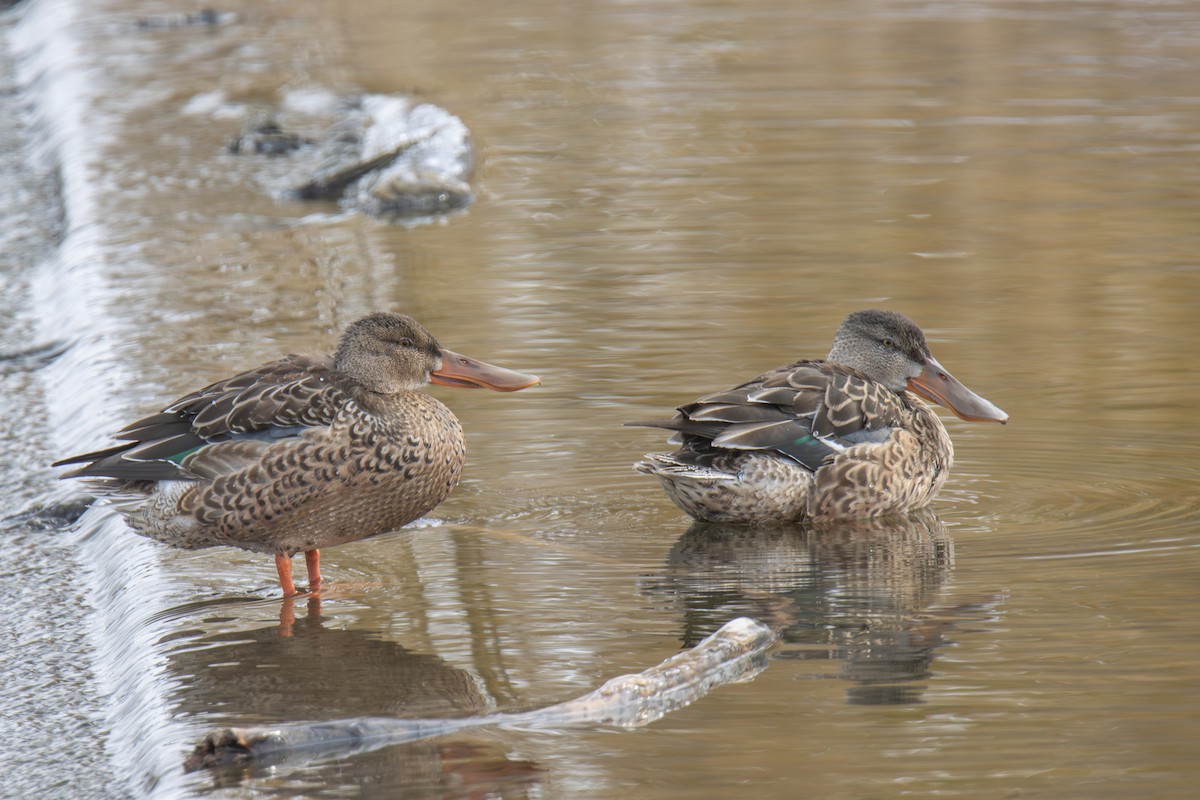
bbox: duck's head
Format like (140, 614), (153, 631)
(827, 309), (1007, 423)
(335, 312), (540, 394)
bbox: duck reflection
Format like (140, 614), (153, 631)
(171, 596), (540, 796)
(652, 509), (991, 705)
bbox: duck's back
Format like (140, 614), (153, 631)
(631, 360), (953, 522)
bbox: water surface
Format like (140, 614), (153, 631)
(4, 0), (1199, 797)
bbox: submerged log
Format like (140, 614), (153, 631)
(291, 136), (429, 201)
(185, 616), (775, 771)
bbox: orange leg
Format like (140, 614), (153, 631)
(304, 549), (323, 592)
(275, 552), (297, 596)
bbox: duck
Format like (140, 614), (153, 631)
(53, 312), (539, 595)
(628, 309), (1007, 523)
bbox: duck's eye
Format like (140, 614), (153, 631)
(398, 337), (415, 348)
(881, 337), (895, 348)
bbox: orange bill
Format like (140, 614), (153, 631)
(907, 357), (1008, 423)
(431, 348), (540, 392)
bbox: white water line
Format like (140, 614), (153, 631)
(13, 1), (193, 796)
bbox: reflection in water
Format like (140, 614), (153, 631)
(653, 510), (998, 704)
(170, 598), (540, 797)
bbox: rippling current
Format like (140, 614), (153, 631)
(3, 0), (1199, 797)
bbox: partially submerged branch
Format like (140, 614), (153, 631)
(186, 616), (775, 771)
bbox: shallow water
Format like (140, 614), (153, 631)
(4, 0), (1199, 797)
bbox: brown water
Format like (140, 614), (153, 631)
(6, 0), (1200, 797)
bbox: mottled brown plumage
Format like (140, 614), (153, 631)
(628, 310), (1007, 523)
(54, 313), (539, 594)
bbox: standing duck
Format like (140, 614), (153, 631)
(628, 309), (1006, 523)
(54, 312), (539, 594)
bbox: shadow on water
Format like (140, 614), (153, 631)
(649, 509), (1002, 705)
(170, 595), (543, 797)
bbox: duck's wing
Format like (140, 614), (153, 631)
(53, 354), (351, 481)
(629, 361), (907, 472)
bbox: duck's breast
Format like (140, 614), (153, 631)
(172, 394), (467, 554)
(809, 402), (952, 520)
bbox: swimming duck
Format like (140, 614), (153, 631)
(628, 309), (1006, 523)
(54, 312), (539, 594)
